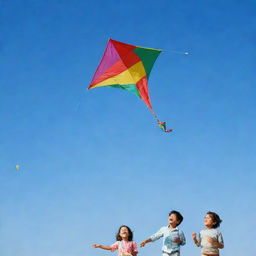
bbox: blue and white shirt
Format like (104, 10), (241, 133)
(150, 226), (186, 254)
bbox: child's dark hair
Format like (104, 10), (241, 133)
(169, 210), (183, 225)
(207, 211), (222, 228)
(116, 225), (133, 241)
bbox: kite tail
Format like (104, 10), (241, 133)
(150, 109), (173, 133)
(157, 121), (173, 133)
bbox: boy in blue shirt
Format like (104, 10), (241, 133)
(140, 210), (186, 256)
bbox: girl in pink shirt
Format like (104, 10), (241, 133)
(92, 225), (138, 256)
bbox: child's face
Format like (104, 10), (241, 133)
(168, 214), (180, 228)
(119, 226), (129, 239)
(204, 214), (215, 228)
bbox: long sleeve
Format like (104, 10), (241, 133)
(150, 227), (164, 242)
(179, 230), (186, 246)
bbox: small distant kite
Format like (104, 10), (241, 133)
(88, 39), (173, 132)
(15, 165), (20, 171)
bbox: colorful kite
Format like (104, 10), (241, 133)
(88, 39), (173, 132)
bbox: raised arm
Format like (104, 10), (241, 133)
(92, 244), (112, 250)
(192, 233), (200, 246)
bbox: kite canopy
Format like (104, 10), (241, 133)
(89, 39), (172, 133)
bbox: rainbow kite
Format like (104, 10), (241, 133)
(88, 39), (172, 132)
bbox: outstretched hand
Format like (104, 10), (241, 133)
(92, 244), (101, 248)
(192, 233), (197, 239)
(140, 241), (146, 247)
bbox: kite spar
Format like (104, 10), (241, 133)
(88, 39), (173, 133)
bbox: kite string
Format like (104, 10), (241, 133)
(164, 50), (189, 55)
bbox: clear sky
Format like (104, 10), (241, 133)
(1, 1), (256, 256)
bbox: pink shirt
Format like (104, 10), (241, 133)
(110, 241), (138, 256)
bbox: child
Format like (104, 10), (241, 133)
(92, 225), (138, 256)
(192, 211), (224, 256)
(140, 210), (186, 256)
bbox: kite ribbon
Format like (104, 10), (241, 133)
(157, 121), (173, 133)
(150, 109), (173, 133)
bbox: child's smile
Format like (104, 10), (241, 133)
(120, 227), (129, 239)
(204, 214), (215, 228)
(168, 214), (179, 228)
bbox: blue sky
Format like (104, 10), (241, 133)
(1, 0), (256, 256)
